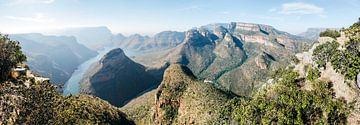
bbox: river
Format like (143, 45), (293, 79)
(63, 47), (137, 95)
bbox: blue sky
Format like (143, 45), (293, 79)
(0, 0), (359, 35)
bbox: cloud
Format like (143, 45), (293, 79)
(222, 11), (230, 15)
(5, 0), (55, 6)
(268, 8), (277, 12)
(5, 13), (55, 23)
(279, 2), (324, 15)
(177, 5), (201, 11)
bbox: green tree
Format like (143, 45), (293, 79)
(0, 34), (26, 81)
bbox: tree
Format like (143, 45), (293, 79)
(0, 34), (26, 82)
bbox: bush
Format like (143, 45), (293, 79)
(320, 29), (341, 39)
(234, 69), (349, 124)
(312, 41), (339, 68)
(314, 21), (360, 80)
(0, 34), (26, 81)
(306, 66), (320, 81)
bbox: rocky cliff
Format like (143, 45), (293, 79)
(80, 48), (162, 107)
(122, 64), (236, 125)
(133, 22), (313, 96)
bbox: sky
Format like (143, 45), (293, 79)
(0, 0), (359, 36)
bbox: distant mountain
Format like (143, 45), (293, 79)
(10, 33), (97, 84)
(298, 28), (339, 39)
(122, 64), (235, 124)
(80, 48), (162, 107)
(133, 22), (313, 96)
(50, 26), (116, 50)
(117, 31), (185, 52)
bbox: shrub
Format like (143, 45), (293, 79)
(320, 29), (341, 39)
(314, 21), (360, 80)
(234, 69), (349, 124)
(306, 66), (320, 81)
(312, 41), (339, 68)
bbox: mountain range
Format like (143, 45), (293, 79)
(9, 33), (97, 84)
(76, 22), (314, 107)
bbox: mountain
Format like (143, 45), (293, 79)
(79, 48), (162, 107)
(0, 33), (134, 124)
(50, 26), (115, 50)
(133, 22), (313, 96)
(117, 31), (185, 52)
(122, 64), (236, 124)
(9, 33), (97, 84)
(298, 28), (339, 39)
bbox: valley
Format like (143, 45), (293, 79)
(0, 1), (359, 124)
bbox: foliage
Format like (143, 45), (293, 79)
(0, 76), (134, 125)
(0, 34), (26, 81)
(234, 68), (349, 125)
(313, 21), (360, 80)
(312, 41), (339, 68)
(306, 66), (320, 81)
(319, 29), (341, 39)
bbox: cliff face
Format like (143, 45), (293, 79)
(80, 48), (161, 107)
(123, 64), (236, 125)
(133, 22), (313, 97)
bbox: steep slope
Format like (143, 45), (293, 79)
(133, 22), (313, 96)
(0, 73), (134, 124)
(294, 21), (360, 124)
(9, 33), (97, 84)
(0, 34), (134, 124)
(80, 48), (161, 107)
(122, 64), (236, 125)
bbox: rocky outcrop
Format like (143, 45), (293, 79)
(80, 48), (161, 107)
(0, 73), (134, 124)
(123, 64), (235, 125)
(133, 22), (313, 97)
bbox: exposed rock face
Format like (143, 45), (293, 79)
(134, 22), (313, 96)
(117, 31), (185, 52)
(80, 48), (161, 107)
(9, 33), (97, 84)
(123, 64), (235, 125)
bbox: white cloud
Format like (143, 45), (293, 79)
(177, 5), (201, 11)
(268, 8), (277, 12)
(222, 11), (230, 15)
(5, 0), (55, 6)
(5, 13), (55, 23)
(279, 2), (324, 15)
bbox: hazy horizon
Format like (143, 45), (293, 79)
(0, 0), (359, 36)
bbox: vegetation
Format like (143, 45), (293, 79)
(234, 68), (350, 124)
(0, 35), (134, 125)
(312, 41), (339, 68)
(0, 77), (135, 124)
(0, 34), (26, 82)
(313, 21), (360, 80)
(319, 29), (341, 39)
(306, 65), (321, 81)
